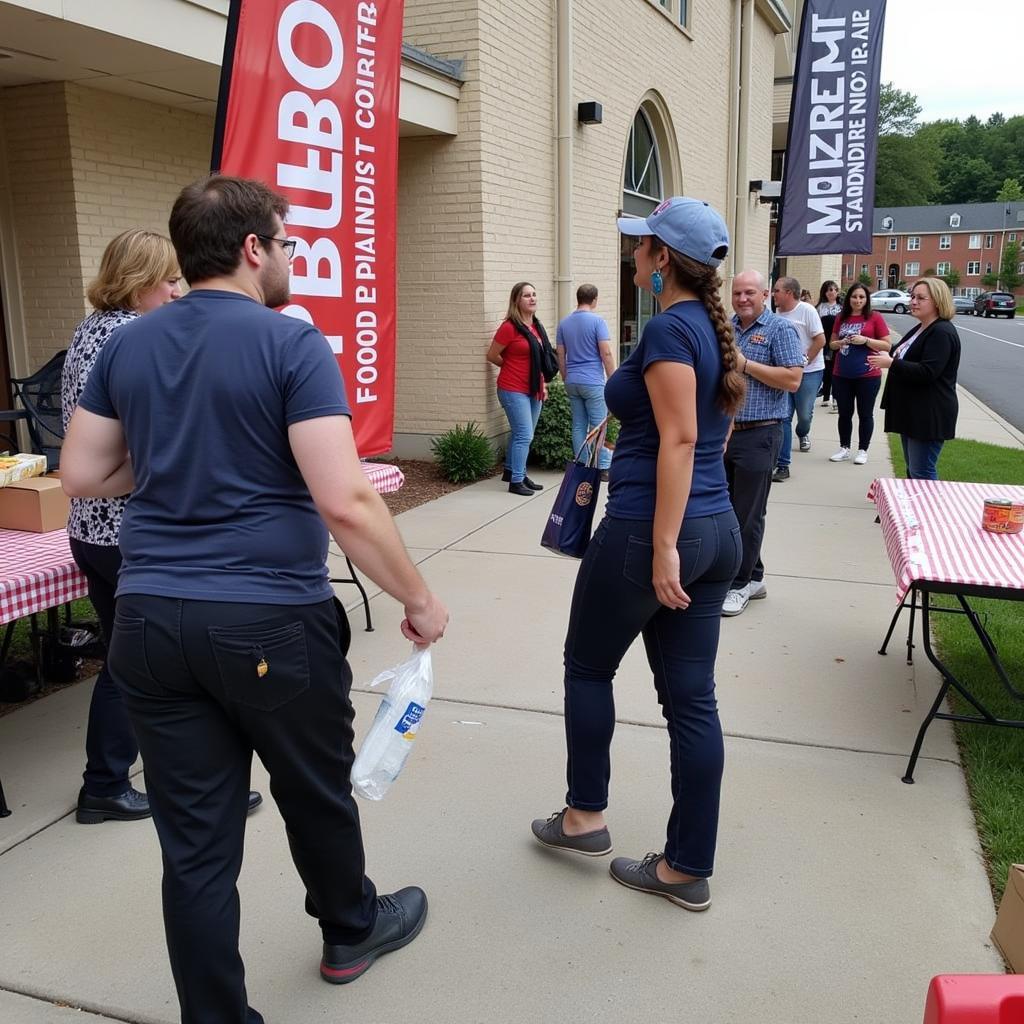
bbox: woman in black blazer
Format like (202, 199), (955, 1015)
(867, 277), (960, 480)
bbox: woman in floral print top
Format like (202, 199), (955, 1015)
(61, 229), (181, 823)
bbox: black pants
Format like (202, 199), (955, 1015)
(723, 423), (782, 589)
(107, 594), (376, 1024)
(821, 356), (834, 402)
(68, 538), (139, 797)
(832, 375), (881, 451)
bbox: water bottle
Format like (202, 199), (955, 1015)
(352, 647), (433, 800)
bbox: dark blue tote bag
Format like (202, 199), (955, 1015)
(540, 420), (607, 558)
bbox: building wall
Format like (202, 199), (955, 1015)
(0, 82), (212, 376)
(66, 84), (212, 289)
(397, 2), (491, 452)
(393, 0), (783, 455)
(0, 83), (84, 374)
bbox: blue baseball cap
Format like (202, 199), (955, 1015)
(617, 196), (729, 268)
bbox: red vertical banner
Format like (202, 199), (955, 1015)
(212, 0), (403, 456)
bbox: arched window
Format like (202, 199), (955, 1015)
(620, 108), (667, 360)
(622, 109), (663, 217)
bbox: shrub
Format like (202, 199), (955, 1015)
(529, 377), (573, 469)
(430, 422), (496, 483)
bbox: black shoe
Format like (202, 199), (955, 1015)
(320, 887), (427, 984)
(247, 790), (263, 815)
(772, 466), (790, 483)
(76, 785), (151, 824)
(522, 476), (543, 491)
(509, 481), (533, 496)
(501, 469), (512, 482)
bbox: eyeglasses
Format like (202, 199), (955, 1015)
(256, 234), (297, 260)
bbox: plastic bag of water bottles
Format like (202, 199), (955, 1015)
(352, 646), (433, 800)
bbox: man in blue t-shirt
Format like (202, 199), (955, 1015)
(61, 175), (448, 1023)
(556, 284), (615, 473)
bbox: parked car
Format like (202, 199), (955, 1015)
(952, 295), (975, 314)
(972, 291), (1016, 318)
(871, 289), (912, 314)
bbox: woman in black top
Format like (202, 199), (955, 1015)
(867, 277), (961, 480)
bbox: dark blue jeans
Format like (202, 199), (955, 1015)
(562, 510), (741, 877)
(901, 436), (945, 480)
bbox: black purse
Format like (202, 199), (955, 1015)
(540, 419), (608, 558)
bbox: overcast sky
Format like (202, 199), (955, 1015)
(880, 0), (1019, 123)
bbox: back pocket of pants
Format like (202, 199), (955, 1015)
(209, 621), (310, 712)
(623, 535), (702, 589)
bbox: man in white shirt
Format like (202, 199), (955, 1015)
(770, 277), (825, 481)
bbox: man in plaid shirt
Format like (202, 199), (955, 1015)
(722, 271), (804, 617)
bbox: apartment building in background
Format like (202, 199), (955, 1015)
(0, 0), (791, 456)
(841, 203), (1024, 299)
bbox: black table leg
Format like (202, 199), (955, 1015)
(0, 775), (10, 817)
(329, 556), (374, 632)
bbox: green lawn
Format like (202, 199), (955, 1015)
(888, 434), (1024, 899)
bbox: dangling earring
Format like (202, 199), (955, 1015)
(651, 270), (664, 296)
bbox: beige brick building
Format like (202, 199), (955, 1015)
(0, 0), (791, 458)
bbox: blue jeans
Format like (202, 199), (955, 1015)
(778, 369), (824, 468)
(566, 381), (611, 469)
(901, 436), (945, 480)
(561, 511), (742, 877)
(497, 388), (542, 483)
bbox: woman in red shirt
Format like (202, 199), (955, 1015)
(486, 281), (550, 495)
(827, 283), (891, 465)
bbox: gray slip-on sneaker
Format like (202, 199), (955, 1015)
(531, 808), (612, 857)
(609, 852), (711, 911)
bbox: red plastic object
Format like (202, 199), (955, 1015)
(923, 975), (1024, 1023)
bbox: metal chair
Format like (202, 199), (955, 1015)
(10, 350), (67, 470)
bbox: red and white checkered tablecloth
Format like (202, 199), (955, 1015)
(361, 460), (404, 495)
(0, 528), (88, 625)
(869, 478), (1024, 604)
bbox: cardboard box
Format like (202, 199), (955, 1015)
(0, 475), (69, 532)
(991, 864), (1024, 972)
(0, 452), (47, 487)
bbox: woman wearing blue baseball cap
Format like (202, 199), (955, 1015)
(531, 197), (745, 911)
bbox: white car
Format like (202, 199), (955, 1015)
(871, 289), (912, 314)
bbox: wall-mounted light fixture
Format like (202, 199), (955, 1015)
(577, 101), (603, 126)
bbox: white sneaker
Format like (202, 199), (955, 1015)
(829, 447), (851, 462)
(830, 401), (838, 413)
(721, 585), (750, 617)
(853, 449), (868, 465)
(747, 580), (767, 600)
(799, 436), (811, 453)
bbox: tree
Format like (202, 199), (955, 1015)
(874, 134), (940, 206)
(999, 241), (1022, 292)
(940, 268), (961, 290)
(858, 270), (872, 287)
(997, 177), (1024, 202)
(878, 83), (922, 136)
(982, 272), (1000, 288)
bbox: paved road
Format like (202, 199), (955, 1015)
(885, 310), (1023, 432)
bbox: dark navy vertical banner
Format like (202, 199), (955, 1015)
(776, 0), (887, 256)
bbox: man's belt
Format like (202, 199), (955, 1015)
(732, 418), (779, 431)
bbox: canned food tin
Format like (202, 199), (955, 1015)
(982, 498), (1024, 535)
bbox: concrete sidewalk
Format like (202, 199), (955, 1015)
(0, 386), (1015, 1023)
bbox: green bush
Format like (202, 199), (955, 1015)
(528, 377), (618, 469)
(430, 422), (496, 483)
(529, 377), (573, 468)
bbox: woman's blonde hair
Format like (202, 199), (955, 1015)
(86, 230), (180, 312)
(505, 281), (535, 327)
(910, 277), (955, 321)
